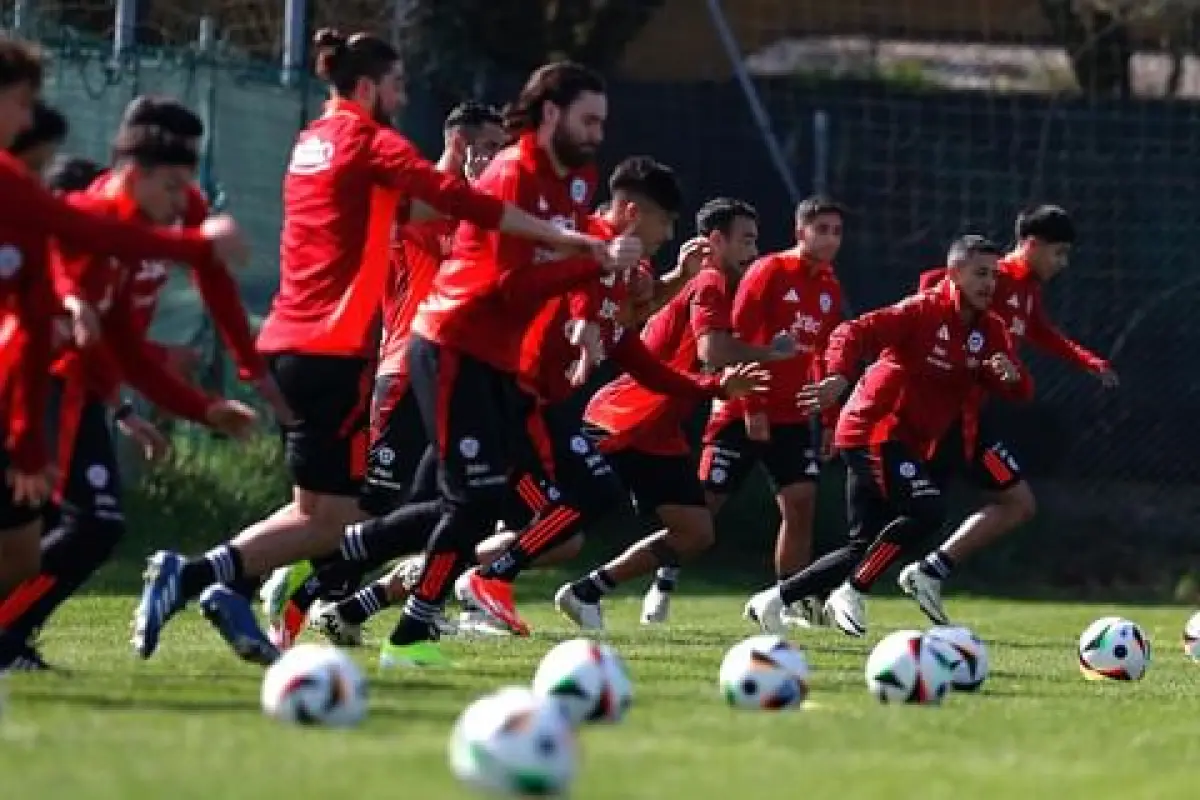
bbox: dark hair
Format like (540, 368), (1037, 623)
(796, 195), (846, 225)
(947, 234), (1003, 265)
(121, 95), (205, 139)
(0, 35), (42, 91)
(608, 156), (683, 215)
(10, 101), (67, 155)
(313, 29), (398, 97)
(1016, 204), (1075, 245)
(45, 155), (103, 193)
(502, 61), (606, 133)
(696, 197), (757, 236)
(444, 101), (503, 133)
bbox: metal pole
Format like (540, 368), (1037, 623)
(114, 0), (138, 57)
(812, 110), (830, 196)
(13, 0), (35, 35)
(281, 0), (308, 87)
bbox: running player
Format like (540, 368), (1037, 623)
(744, 235), (1035, 636)
(645, 196), (845, 627)
(553, 197), (788, 629)
(131, 37), (611, 666)
(897, 205), (1115, 624)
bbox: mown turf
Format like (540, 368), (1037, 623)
(1, 591), (1197, 799)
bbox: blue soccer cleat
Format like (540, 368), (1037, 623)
(131, 550), (186, 659)
(198, 584), (280, 666)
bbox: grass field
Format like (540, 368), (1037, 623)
(2, 588), (1198, 799)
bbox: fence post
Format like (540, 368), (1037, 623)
(281, 0), (308, 88)
(114, 0), (138, 56)
(13, 0), (36, 35)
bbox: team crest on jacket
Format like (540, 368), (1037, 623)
(967, 331), (984, 353)
(0, 244), (22, 278)
(819, 292), (832, 312)
(570, 177), (588, 204)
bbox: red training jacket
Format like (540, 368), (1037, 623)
(377, 217), (456, 378)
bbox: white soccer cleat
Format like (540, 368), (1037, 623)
(307, 601), (364, 647)
(897, 562), (951, 625)
(455, 609), (510, 638)
(743, 587), (786, 635)
(394, 554), (426, 592)
(824, 583), (868, 637)
(640, 585), (671, 625)
(258, 566), (291, 628)
(781, 596), (827, 629)
(553, 584), (605, 631)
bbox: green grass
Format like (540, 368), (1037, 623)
(2, 591), (1198, 799)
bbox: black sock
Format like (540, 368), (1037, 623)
(224, 574), (261, 601)
(337, 583), (391, 625)
(654, 566), (680, 592)
(570, 569), (616, 604)
(921, 550), (955, 580)
(339, 500), (442, 569)
(389, 596), (440, 646)
(180, 545), (244, 600)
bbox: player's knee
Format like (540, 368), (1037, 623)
(776, 482), (817, 520)
(660, 507), (716, 557)
(999, 481), (1036, 525)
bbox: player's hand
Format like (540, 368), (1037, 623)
(769, 332), (797, 359)
(252, 373), (298, 426)
(600, 234), (643, 275)
(5, 467), (52, 507)
(201, 215), (249, 269)
(986, 353), (1020, 384)
(675, 237), (712, 278)
(437, 129), (468, 175)
(62, 295), (101, 348)
(566, 320), (604, 388)
(164, 345), (201, 376)
(1096, 366), (1119, 389)
(797, 375), (849, 415)
(819, 427), (836, 462)
(718, 363), (769, 401)
(118, 414), (171, 463)
(203, 399), (258, 440)
(745, 411), (771, 442)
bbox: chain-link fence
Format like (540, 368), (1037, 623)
(7, 0), (1200, 567)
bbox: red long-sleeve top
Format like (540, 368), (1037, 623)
(828, 280), (1034, 458)
(257, 98), (506, 358)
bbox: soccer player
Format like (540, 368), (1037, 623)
(0, 108), (263, 671)
(45, 155), (104, 194)
(896, 206), (1115, 624)
(131, 37), (613, 665)
(0, 38), (249, 610)
(743, 235), (1035, 637)
(261, 102), (509, 647)
(554, 198), (789, 629)
(652, 196), (844, 627)
(9, 99), (66, 174)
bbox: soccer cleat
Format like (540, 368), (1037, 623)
(640, 584), (671, 625)
(455, 609), (509, 638)
(898, 562), (951, 625)
(198, 584), (280, 666)
(456, 567), (531, 637)
(395, 554), (426, 591)
(308, 601), (364, 647)
(131, 550), (187, 659)
(259, 561), (313, 628)
(0, 645), (60, 673)
(781, 596), (828, 629)
(553, 583), (605, 631)
(743, 588), (787, 635)
(824, 583), (868, 637)
(379, 636), (448, 668)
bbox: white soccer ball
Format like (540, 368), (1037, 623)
(1182, 612), (1200, 661)
(1078, 616), (1150, 681)
(719, 634), (810, 710)
(449, 686), (578, 797)
(864, 629), (959, 705)
(926, 625), (990, 692)
(260, 643), (367, 727)
(531, 638), (633, 726)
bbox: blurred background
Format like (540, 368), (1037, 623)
(6, 0), (1200, 592)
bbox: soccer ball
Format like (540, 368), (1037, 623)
(449, 686), (577, 797)
(926, 625), (990, 692)
(531, 638), (633, 726)
(864, 629), (959, 705)
(1078, 616), (1150, 681)
(260, 643), (367, 727)
(1183, 612), (1200, 660)
(719, 634), (809, 710)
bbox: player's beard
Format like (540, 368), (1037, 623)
(551, 123), (596, 169)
